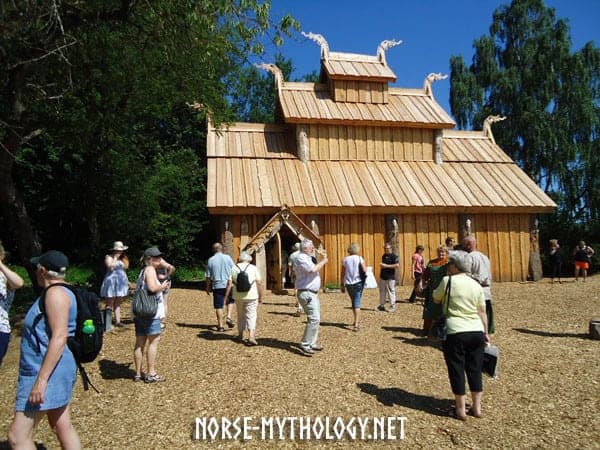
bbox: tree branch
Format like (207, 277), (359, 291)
(8, 40), (77, 70)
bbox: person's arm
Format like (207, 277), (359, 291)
(105, 254), (117, 270)
(120, 255), (130, 270)
(309, 256), (328, 273)
(0, 260), (24, 290)
(205, 277), (213, 295)
(588, 246), (595, 256)
(28, 286), (70, 405)
(144, 267), (168, 293)
(411, 255), (416, 279)
(160, 258), (175, 276)
(432, 277), (448, 304)
(223, 278), (233, 301)
(256, 278), (264, 304)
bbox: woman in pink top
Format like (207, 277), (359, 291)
(408, 245), (425, 303)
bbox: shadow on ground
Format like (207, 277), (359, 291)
(357, 382), (450, 416)
(513, 327), (590, 339)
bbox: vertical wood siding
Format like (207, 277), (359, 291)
(218, 212), (533, 289)
(305, 125), (435, 161)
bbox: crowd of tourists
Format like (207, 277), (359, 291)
(0, 234), (595, 447)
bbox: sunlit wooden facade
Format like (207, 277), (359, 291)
(207, 36), (556, 289)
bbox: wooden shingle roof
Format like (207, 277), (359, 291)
(206, 124), (556, 214)
(279, 83), (455, 128)
(322, 51), (396, 81)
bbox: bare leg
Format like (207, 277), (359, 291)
(470, 391), (483, 417)
(454, 394), (467, 418)
(215, 308), (224, 329)
(133, 335), (146, 377)
(47, 405), (81, 450)
(146, 334), (161, 375)
(114, 297), (122, 325)
(226, 301), (235, 324)
(353, 308), (361, 329)
(8, 410), (44, 450)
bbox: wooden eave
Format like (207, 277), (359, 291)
(278, 83), (455, 128)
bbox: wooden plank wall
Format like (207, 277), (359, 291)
(331, 80), (388, 104)
(306, 125), (435, 161)
(217, 212), (532, 288)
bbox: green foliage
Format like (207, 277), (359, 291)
(0, 1), (299, 269)
(450, 0), (600, 229)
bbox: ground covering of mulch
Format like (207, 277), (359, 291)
(0, 276), (599, 449)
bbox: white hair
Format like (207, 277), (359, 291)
(238, 252), (252, 262)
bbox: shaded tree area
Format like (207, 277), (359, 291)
(0, 1), (299, 278)
(449, 0), (600, 268)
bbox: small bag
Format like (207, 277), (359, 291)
(482, 344), (499, 378)
(131, 288), (158, 319)
(359, 263), (367, 283)
(433, 276), (452, 341)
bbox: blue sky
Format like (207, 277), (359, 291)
(262, 0), (600, 123)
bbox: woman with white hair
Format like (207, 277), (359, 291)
(225, 252), (263, 346)
(433, 252), (489, 421)
(9, 251), (80, 448)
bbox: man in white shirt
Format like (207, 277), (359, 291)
(294, 239), (328, 356)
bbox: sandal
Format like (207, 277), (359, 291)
(133, 374), (144, 382)
(226, 317), (234, 328)
(449, 408), (467, 421)
(217, 326), (225, 332)
(144, 374), (166, 384)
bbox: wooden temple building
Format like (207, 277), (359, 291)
(206, 34), (556, 291)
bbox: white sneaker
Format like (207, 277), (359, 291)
(389, 306), (396, 313)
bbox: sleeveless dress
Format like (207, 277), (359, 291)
(100, 259), (129, 297)
(15, 287), (77, 412)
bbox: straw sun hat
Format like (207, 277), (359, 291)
(111, 241), (129, 251)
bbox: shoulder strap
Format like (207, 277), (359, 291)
(442, 275), (452, 316)
(32, 283), (72, 354)
(236, 263), (248, 273)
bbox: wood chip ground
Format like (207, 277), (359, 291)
(0, 276), (598, 448)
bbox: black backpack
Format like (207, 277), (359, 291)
(33, 283), (104, 392)
(234, 264), (254, 292)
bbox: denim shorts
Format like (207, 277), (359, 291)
(134, 318), (162, 336)
(345, 282), (364, 309)
(213, 288), (234, 309)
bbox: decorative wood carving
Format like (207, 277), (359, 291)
(423, 73), (448, 97)
(376, 39), (402, 66)
(302, 31), (330, 60)
(529, 216), (543, 281)
(434, 130), (443, 165)
(483, 115), (507, 145)
(297, 125), (309, 162)
(255, 63), (283, 98)
(221, 218), (233, 256)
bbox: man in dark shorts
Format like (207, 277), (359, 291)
(205, 243), (235, 332)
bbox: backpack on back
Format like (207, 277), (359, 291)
(33, 283), (104, 392)
(234, 264), (254, 293)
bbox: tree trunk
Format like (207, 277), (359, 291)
(0, 67), (42, 286)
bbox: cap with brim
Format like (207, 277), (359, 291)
(31, 250), (69, 274)
(143, 247), (163, 257)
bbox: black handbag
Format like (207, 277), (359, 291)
(482, 344), (499, 378)
(359, 262), (367, 283)
(132, 288), (158, 319)
(433, 276), (452, 341)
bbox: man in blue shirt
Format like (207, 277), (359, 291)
(206, 243), (235, 332)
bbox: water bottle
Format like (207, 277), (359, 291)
(82, 319), (95, 334)
(82, 319), (95, 354)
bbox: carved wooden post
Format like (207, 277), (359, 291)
(528, 217), (543, 281)
(458, 214), (473, 245)
(385, 214), (401, 285)
(221, 218), (234, 257)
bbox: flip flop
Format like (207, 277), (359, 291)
(449, 408), (467, 421)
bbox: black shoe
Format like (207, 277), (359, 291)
(226, 317), (234, 328)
